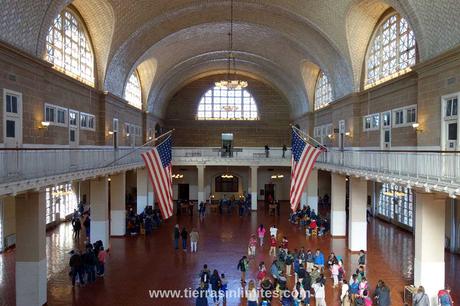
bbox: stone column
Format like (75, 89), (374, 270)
(250, 166), (258, 210)
(15, 191), (46, 306)
(137, 168), (148, 214)
(147, 179), (155, 208)
(414, 192), (446, 303)
(300, 189), (308, 207)
(90, 177), (109, 247)
(110, 172), (126, 236)
(348, 177), (367, 251)
(307, 168), (318, 213)
(331, 173), (346, 236)
(197, 165), (205, 204)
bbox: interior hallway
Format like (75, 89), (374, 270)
(0, 203), (459, 305)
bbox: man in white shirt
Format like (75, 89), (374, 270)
(269, 225), (278, 238)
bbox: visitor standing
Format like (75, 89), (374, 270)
(173, 224), (180, 250)
(257, 224), (266, 247)
(246, 280), (258, 306)
(413, 286), (430, 306)
(265, 145), (270, 158)
(190, 228), (199, 253)
(237, 256), (249, 285)
(312, 280), (326, 306)
(181, 227), (188, 251)
(72, 217), (82, 240)
(282, 144), (287, 158)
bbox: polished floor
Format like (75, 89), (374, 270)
(0, 203), (459, 306)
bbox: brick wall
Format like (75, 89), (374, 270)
(164, 75), (291, 147)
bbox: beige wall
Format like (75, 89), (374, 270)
(2, 196), (15, 237)
(164, 75), (291, 147)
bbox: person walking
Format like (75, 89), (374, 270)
(195, 282), (209, 306)
(438, 287), (453, 306)
(69, 250), (85, 287)
(72, 217), (82, 240)
(413, 286), (430, 306)
(257, 224), (266, 247)
(312, 280), (326, 306)
(83, 214), (90, 238)
(97, 246), (108, 277)
(248, 234), (257, 257)
(246, 280), (258, 306)
(282, 144), (287, 158)
(181, 227), (188, 251)
(269, 225), (278, 239)
(237, 256), (249, 285)
(373, 280), (391, 306)
(269, 235), (277, 256)
(209, 269), (221, 304)
(190, 228), (199, 253)
(173, 224), (180, 250)
(264, 145), (270, 158)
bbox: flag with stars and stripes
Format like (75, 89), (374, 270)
(290, 128), (325, 212)
(141, 135), (173, 219)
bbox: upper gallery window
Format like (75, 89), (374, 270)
(314, 71), (333, 110)
(46, 8), (94, 86)
(197, 86), (258, 120)
(365, 13), (416, 89)
(124, 70), (142, 110)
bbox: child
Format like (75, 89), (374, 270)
(338, 259), (346, 283)
(97, 246), (108, 276)
(269, 235), (277, 256)
(358, 250), (366, 269)
(248, 234), (257, 257)
(331, 261), (339, 288)
(281, 236), (289, 252)
(359, 277), (368, 296)
(257, 224), (266, 247)
(257, 262), (267, 287)
(237, 256), (249, 285)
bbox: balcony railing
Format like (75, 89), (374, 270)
(0, 147), (458, 194)
(317, 149), (460, 183)
(0, 147), (149, 185)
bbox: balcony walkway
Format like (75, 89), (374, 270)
(0, 203), (458, 305)
(0, 147), (459, 197)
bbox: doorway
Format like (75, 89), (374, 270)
(178, 184), (189, 201)
(264, 184), (275, 203)
(3, 89), (23, 148)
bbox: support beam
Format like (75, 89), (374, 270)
(197, 165), (205, 205)
(307, 168), (318, 213)
(250, 166), (258, 210)
(90, 177), (109, 247)
(414, 192), (446, 303)
(137, 168), (148, 214)
(110, 172), (126, 236)
(348, 177), (367, 252)
(331, 173), (346, 237)
(15, 191), (46, 306)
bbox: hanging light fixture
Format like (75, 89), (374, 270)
(215, 0), (248, 90)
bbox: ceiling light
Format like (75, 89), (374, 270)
(215, 0), (247, 90)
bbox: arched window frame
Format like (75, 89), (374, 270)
(364, 12), (417, 89)
(45, 7), (95, 86)
(196, 86), (259, 121)
(124, 69), (143, 110)
(314, 71), (333, 110)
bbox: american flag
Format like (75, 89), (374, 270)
(290, 128), (325, 212)
(141, 135), (173, 219)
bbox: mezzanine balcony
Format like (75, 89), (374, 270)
(0, 147), (458, 197)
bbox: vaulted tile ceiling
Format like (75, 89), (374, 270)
(2, 0), (460, 118)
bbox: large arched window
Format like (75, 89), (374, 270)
(124, 70), (142, 109)
(365, 13), (416, 89)
(197, 86), (258, 120)
(314, 71), (333, 110)
(45, 8), (94, 86)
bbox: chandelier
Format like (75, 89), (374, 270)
(221, 105), (239, 112)
(215, 0), (248, 90)
(221, 174), (234, 179)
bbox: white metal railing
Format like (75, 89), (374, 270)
(317, 150), (460, 182)
(0, 148), (150, 184)
(1, 146), (458, 187)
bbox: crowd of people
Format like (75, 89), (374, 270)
(68, 239), (108, 287)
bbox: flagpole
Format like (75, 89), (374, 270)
(104, 129), (174, 167)
(290, 124), (327, 151)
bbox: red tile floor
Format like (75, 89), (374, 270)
(0, 202), (459, 305)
